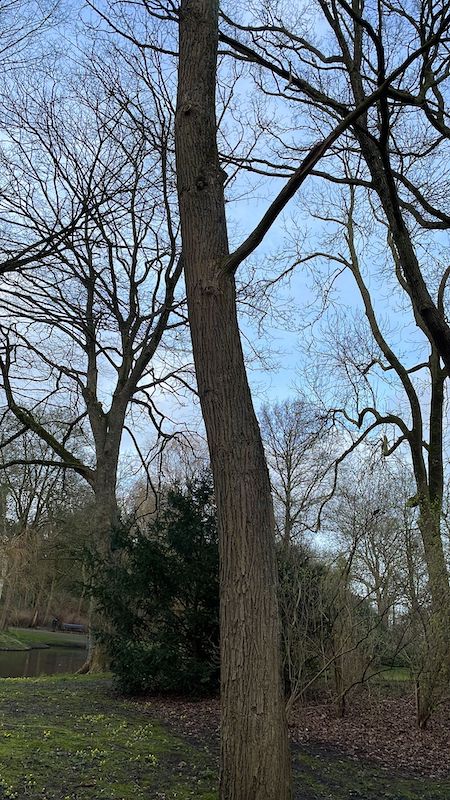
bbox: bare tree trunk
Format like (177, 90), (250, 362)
(416, 504), (450, 728)
(43, 578), (55, 627)
(0, 566), (13, 631)
(0, 552), (9, 630)
(78, 469), (118, 674)
(30, 607), (39, 628)
(175, 2), (292, 798)
(77, 565), (87, 618)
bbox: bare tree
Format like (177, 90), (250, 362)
(172, 0), (450, 795)
(292, 179), (450, 725)
(261, 397), (334, 547)
(330, 457), (408, 622)
(0, 1), (97, 276)
(0, 71), (186, 666)
(279, 534), (400, 719)
(220, 1), (450, 359)
(0, 0), (60, 74)
(0, 421), (92, 629)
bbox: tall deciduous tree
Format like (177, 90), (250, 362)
(174, 0), (445, 794)
(0, 73), (185, 667)
(175, 3), (292, 798)
(297, 181), (450, 725)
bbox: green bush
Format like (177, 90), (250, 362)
(94, 474), (219, 695)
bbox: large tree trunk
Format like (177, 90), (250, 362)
(416, 355), (449, 727)
(78, 468), (119, 674)
(175, 2), (292, 798)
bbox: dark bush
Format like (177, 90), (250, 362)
(94, 473), (219, 695)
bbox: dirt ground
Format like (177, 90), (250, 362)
(291, 691), (450, 779)
(140, 688), (450, 799)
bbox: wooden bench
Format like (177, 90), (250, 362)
(61, 622), (86, 634)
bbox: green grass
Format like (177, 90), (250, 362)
(7, 627), (86, 649)
(0, 632), (30, 651)
(380, 666), (412, 681)
(0, 675), (217, 800)
(369, 665), (413, 683)
(0, 674), (447, 800)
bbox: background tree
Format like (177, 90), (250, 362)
(330, 457), (407, 624)
(0, 426), (93, 629)
(292, 181), (450, 726)
(0, 67), (187, 665)
(279, 533), (397, 719)
(0, 1), (111, 277)
(261, 397), (334, 547)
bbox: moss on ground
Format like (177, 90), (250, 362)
(0, 675), (216, 800)
(0, 674), (447, 799)
(295, 749), (450, 799)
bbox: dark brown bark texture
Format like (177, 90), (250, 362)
(175, 1), (292, 798)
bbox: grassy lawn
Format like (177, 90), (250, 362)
(0, 674), (447, 800)
(0, 628), (87, 652)
(0, 675), (216, 800)
(0, 633), (30, 652)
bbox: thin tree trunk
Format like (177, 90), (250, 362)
(175, 2), (292, 798)
(44, 577), (55, 625)
(77, 564), (87, 618)
(416, 504), (450, 728)
(0, 552), (9, 630)
(0, 565), (13, 631)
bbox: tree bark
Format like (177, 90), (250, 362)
(78, 463), (119, 674)
(416, 502), (450, 728)
(175, 1), (292, 798)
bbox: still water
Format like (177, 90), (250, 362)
(0, 647), (86, 678)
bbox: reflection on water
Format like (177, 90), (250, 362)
(0, 647), (86, 678)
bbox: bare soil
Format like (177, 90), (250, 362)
(140, 688), (450, 782)
(290, 692), (450, 779)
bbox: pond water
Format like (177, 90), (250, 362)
(0, 647), (86, 678)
